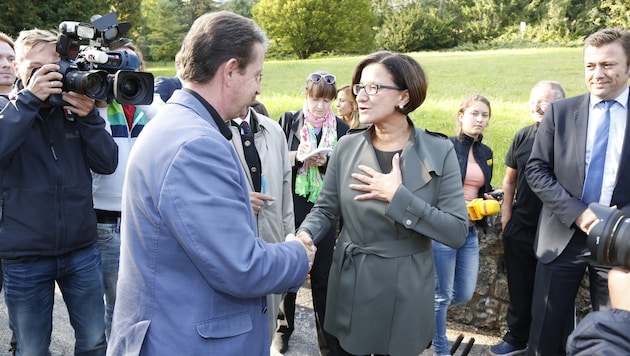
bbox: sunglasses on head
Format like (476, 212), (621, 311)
(309, 73), (336, 85)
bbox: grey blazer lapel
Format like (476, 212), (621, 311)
(573, 94), (590, 186)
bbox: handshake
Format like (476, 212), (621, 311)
(286, 231), (317, 272)
(467, 198), (500, 221)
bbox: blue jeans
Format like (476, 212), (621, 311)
(2, 244), (106, 356)
(96, 222), (120, 340)
(432, 226), (479, 355)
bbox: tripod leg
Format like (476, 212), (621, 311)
(450, 334), (464, 355)
(460, 337), (475, 356)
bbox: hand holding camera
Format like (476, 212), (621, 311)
(584, 203), (630, 269)
(608, 267), (630, 311)
(61, 91), (96, 117)
(27, 64), (63, 102)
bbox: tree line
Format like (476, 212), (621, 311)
(1, 0), (628, 61)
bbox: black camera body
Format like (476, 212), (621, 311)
(47, 12), (153, 106)
(586, 203), (630, 269)
(45, 57), (109, 107)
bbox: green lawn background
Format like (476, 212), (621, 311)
(148, 47), (586, 187)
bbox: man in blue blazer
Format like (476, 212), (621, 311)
(525, 27), (630, 355)
(107, 11), (315, 355)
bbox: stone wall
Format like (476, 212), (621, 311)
(447, 215), (592, 336)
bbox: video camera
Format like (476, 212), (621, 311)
(46, 12), (153, 106)
(585, 203), (630, 269)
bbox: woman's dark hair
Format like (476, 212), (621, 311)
(351, 51), (427, 115)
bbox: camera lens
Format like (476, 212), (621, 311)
(119, 77), (140, 99)
(65, 70), (108, 100)
(112, 71), (154, 105)
(587, 203), (630, 269)
(83, 73), (106, 94)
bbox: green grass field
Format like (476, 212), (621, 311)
(148, 47), (587, 187)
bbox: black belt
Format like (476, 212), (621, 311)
(95, 209), (121, 224)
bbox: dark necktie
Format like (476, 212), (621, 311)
(240, 120), (262, 192)
(583, 100), (613, 204)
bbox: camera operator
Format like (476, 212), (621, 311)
(567, 266), (630, 355)
(92, 41), (164, 340)
(566, 204), (630, 355)
(0, 29), (118, 355)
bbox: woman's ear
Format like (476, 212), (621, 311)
(398, 90), (410, 108)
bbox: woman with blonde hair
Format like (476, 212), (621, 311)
(336, 84), (361, 129)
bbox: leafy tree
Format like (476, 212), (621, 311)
(253, 0), (375, 59)
(376, 2), (457, 52)
(222, 0), (258, 18)
(600, 0), (630, 29)
(0, 0), (110, 37)
(138, 0), (219, 61)
(142, 0), (189, 61)
(108, 1), (143, 39)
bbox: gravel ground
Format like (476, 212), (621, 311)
(0, 285), (502, 356)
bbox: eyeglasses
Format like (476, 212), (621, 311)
(353, 83), (403, 96)
(309, 73), (336, 85)
(533, 100), (549, 115)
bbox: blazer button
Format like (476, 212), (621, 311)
(262, 307), (268, 314)
(405, 219), (412, 226)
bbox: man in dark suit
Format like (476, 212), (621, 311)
(153, 51), (182, 102)
(525, 27), (630, 355)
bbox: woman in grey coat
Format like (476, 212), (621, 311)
(297, 51), (468, 356)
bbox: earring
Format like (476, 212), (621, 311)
(398, 104), (404, 109)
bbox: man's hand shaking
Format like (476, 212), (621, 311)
(286, 231), (317, 272)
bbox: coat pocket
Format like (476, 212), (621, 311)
(196, 311), (252, 339)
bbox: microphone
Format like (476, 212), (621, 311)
(83, 49), (108, 64)
(467, 198), (500, 221)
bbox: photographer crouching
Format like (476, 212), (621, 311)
(567, 203), (630, 355)
(0, 29), (118, 355)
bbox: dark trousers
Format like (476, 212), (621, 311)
(501, 220), (537, 348)
(527, 234), (610, 356)
(276, 226), (337, 355)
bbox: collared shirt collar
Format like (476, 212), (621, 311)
(182, 88), (232, 140)
(589, 87), (629, 110)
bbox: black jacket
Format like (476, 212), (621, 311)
(450, 133), (494, 228)
(449, 133), (493, 197)
(0, 89), (118, 258)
